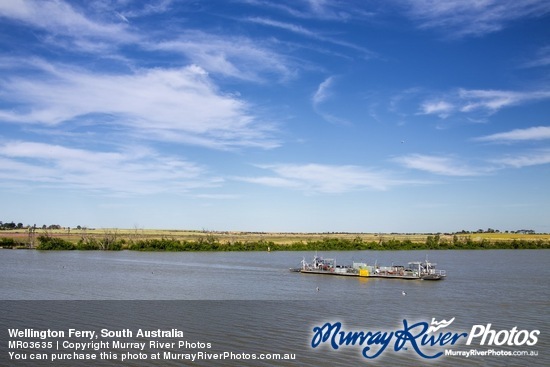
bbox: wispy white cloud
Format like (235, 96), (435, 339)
(458, 89), (550, 113)
(0, 0), (137, 51)
(247, 17), (320, 38)
(394, 147), (550, 177)
(419, 100), (454, 118)
(399, 0), (550, 37)
(474, 126), (550, 142)
(311, 76), (349, 125)
(302, 0), (374, 20)
(312, 76), (335, 105)
(0, 1), (299, 82)
(521, 45), (550, 69)
(0, 141), (219, 195)
(148, 31), (297, 82)
(419, 88), (550, 118)
(238, 163), (412, 193)
(114, 12), (129, 24)
(245, 17), (376, 57)
(392, 154), (486, 176)
(113, 0), (173, 19)
(489, 149), (550, 168)
(240, 0), (375, 21)
(0, 61), (279, 150)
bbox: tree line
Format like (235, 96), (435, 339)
(1, 234), (545, 251)
(0, 222), (62, 230)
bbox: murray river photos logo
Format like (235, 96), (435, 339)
(310, 318), (540, 360)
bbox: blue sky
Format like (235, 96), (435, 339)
(1, 0), (549, 233)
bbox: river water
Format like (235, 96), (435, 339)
(1, 249), (548, 366)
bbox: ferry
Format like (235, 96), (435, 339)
(290, 254), (446, 280)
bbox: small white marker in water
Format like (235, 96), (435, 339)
(402, 290), (407, 296)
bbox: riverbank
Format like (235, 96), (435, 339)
(1, 230), (548, 251)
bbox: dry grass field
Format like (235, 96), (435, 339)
(1, 227), (548, 246)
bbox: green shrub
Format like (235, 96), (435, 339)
(36, 235), (75, 250)
(0, 238), (20, 248)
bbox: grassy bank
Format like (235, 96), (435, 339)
(1, 230), (548, 251)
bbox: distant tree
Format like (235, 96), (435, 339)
(426, 234), (440, 248)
